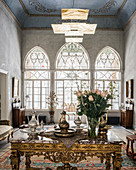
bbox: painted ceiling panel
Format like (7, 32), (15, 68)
(118, 0), (136, 27)
(2, 0), (136, 29)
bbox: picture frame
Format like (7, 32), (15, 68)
(12, 77), (19, 98)
(126, 81), (128, 98)
(128, 79), (133, 99)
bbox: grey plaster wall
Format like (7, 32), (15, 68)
(22, 29), (124, 123)
(124, 14), (136, 129)
(0, 2), (22, 122)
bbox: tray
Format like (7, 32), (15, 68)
(54, 128), (75, 137)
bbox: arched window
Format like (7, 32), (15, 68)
(95, 46), (121, 110)
(24, 46), (50, 110)
(55, 43), (90, 112)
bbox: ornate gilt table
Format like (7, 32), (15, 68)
(10, 130), (123, 170)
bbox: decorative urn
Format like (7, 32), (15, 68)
(59, 111), (69, 133)
(74, 116), (82, 129)
(28, 110), (38, 132)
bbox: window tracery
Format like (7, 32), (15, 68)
(95, 47), (121, 110)
(24, 47), (50, 110)
(55, 43), (90, 112)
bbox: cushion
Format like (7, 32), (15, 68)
(0, 125), (13, 139)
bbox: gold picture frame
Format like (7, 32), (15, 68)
(12, 77), (19, 98)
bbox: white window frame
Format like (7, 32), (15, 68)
(23, 46), (50, 111)
(55, 43), (91, 112)
(94, 46), (121, 111)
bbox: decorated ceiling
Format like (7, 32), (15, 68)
(2, 0), (136, 29)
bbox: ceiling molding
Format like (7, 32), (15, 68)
(19, 0), (127, 18)
(123, 10), (136, 30)
(1, 0), (133, 31)
(19, 0), (30, 16)
(116, 0), (127, 16)
(1, 0), (22, 29)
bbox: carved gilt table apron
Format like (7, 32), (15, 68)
(10, 137), (122, 170)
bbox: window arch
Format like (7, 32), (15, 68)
(95, 46), (121, 110)
(24, 46), (50, 110)
(55, 43), (90, 112)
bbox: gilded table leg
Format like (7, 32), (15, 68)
(105, 153), (111, 170)
(25, 153), (31, 169)
(10, 151), (20, 170)
(113, 153), (122, 170)
(100, 156), (104, 163)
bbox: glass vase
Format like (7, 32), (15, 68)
(87, 117), (99, 138)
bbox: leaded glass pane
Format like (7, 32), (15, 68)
(41, 81), (50, 109)
(55, 43), (90, 111)
(94, 80), (121, 110)
(95, 48), (120, 69)
(55, 81), (63, 109)
(94, 81), (103, 91)
(25, 48), (49, 69)
(55, 71), (90, 80)
(56, 43), (89, 69)
(26, 102), (32, 109)
(55, 79), (90, 111)
(34, 102), (40, 109)
(24, 81), (32, 109)
(95, 71), (121, 80)
(24, 71), (50, 79)
(24, 47), (50, 110)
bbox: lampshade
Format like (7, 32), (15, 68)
(51, 8), (97, 43)
(51, 23), (97, 35)
(61, 9), (89, 20)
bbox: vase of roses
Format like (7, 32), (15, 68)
(75, 89), (112, 138)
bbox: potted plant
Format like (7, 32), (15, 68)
(46, 91), (58, 111)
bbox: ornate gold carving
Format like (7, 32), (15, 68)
(29, 0), (57, 13)
(10, 151), (20, 169)
(113, 153), (123, 169)
(90, 0), (117, 14)
(10, 139), (123, 169)
(105, 153), (111, 169)
(18, 0), (127, 18)
(25, 153), (31, 168)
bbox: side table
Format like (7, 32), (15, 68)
(126, 135), (136, 160)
